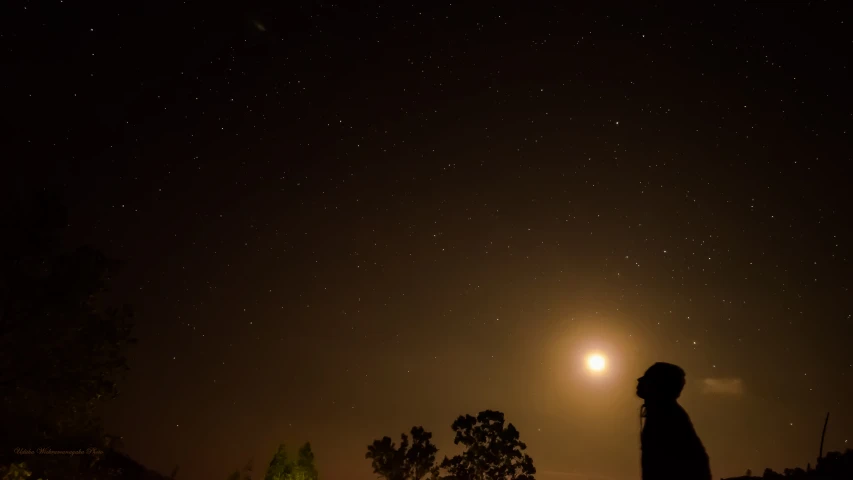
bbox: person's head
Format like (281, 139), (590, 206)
(636, 362), (686, 402)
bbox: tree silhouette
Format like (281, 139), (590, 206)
(262, 441), (319, 480)
(0, 192), (136, 477)
(242, 459), (255, 480)
(264, 444), (293, 480)
(294, 442), (319, 480)
(227, 470), (241, 480)
(440, 410), (535, 480)
(366, 426), (439, 480)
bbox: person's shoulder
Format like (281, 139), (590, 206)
(679, 404), (699, 422)
(664, 403), (694, 425)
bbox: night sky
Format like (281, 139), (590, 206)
(5, 2), (853, 479)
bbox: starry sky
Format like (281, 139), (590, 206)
(5, 2), (853, 479)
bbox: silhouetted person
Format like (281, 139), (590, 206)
(637, 362), (711, 480)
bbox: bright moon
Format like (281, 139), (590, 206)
(587, 354), (606, 372)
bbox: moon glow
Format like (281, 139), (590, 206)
(586, 353), (606, 372)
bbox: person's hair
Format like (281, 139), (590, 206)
(643, 362), (686, 399)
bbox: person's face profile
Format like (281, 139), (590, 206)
(636, 376), (647, 399)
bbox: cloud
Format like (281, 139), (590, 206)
(701, 377), (744, 395)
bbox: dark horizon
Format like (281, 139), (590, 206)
(3, 2), (853, 479)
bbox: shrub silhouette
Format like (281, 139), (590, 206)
(723, 449), (853, 480)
